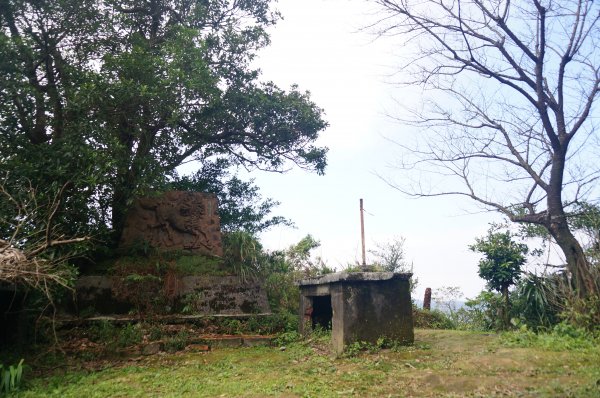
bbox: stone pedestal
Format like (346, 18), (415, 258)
(298, 272), (414, 354)
(74, 275), (271, 316)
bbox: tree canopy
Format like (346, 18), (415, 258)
(169, 158), (292, 234)
(470, 229), (528, 328)
(0, 0), (328, 245)
(471, 230), (528, 294)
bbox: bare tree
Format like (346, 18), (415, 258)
(370, 0), (600, 298)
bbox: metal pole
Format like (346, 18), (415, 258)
(360, 198), (366, 267)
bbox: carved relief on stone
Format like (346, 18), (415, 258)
(119, 191), (223, 256)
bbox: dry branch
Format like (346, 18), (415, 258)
(0, 177), (89, 294)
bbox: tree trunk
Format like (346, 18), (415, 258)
(111, 165), (136, 247)
(110, 123), (144, 247)
(545, 149), (598, 299)
(111, 183), (128, 247)
(501, 285), (510, 330)
(548, 220), (597, 299)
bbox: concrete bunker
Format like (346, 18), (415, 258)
(298, 272), (414, 353)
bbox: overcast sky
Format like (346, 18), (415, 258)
(246, 0), (506, 299)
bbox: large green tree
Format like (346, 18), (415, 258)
(0, 0), (327, 245)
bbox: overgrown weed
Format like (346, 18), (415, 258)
(500, 322), (600, 351)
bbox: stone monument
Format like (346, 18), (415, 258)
(74, 191), (272, 317)
(119, 191), (223, 256)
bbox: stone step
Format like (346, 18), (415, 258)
(55, 313), (273, 325)
(138, 334), (274, 355)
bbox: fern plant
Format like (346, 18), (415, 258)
(0, 359), (24, 395)
(222, 231), (263, 282)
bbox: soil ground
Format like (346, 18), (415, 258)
(16, 329), (600, 397)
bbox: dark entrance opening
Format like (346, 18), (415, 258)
(0, 287), (25, 346)
(311, 295), (332, 330)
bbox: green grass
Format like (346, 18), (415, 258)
(86, 252), (232, 278)
(174, 254), (228, 276)
(18, 329), (600, 397)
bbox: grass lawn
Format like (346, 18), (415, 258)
(17, 329), (600, 397)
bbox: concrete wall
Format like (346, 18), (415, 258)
(336, 278), (413, 352)
(74, 275), (270, 316)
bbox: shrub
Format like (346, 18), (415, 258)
(87, 321), (142, 349)
(460, 291), (505, 331)
(164, 330), (189, 352)
(117, 323), (143, 347)
(88, 320), (118, 343)
(264, 271), (300, 314)
(500, 323), (599, 351)
(412, 306), (455, 329)
(245, 312), (299, 334)
(510, 273), (562, 331)
(273, 330), (302, 346)
(0, 359), (24, 395)
(510, 270), (599, 332)
(561, 294), (600, 332)
(222, 231), (263, 282)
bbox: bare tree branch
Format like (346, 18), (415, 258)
(371, 0), (600, 297)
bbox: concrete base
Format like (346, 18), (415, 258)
(74, 275), (271, 316)
(298, 272), (414, 354)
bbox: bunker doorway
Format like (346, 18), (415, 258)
(311, 295), (333, 330)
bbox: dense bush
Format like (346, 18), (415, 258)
(510, 273), (562, 331)
(416, 284), (562, 332)
(424, 279), (597, 334)
(510, 270), (599, 332)
(412, 306), (455, 329)
(260, 235), (332, 315)
(500, 322), (599, 351)
(457, 291), (505, 331)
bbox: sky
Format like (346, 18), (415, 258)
(243, 0), (505, 300)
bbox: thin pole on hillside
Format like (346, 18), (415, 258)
(360, 198), (366, 268)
